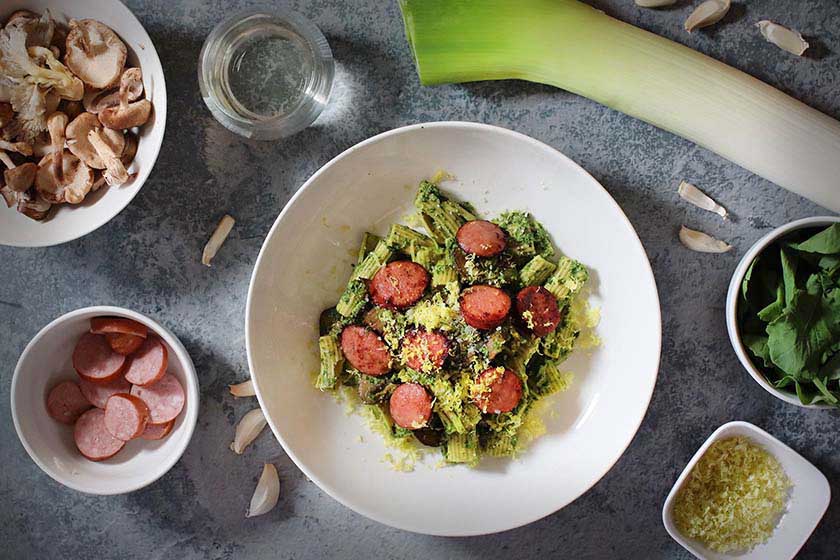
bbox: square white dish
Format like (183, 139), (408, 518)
(662, 421), (830, 560)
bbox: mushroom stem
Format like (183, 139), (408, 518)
(0, 139), (33, 157)
(0, 150), (14, 170)
(46, 112), (68, 183)
(87, 128), (128, 186)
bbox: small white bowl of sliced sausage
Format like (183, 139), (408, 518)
(11, 306), (198, 495)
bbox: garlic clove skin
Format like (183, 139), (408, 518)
(685, 0), (731, 33)
(678, 181), (728, 219)
(230, 407), (267, 454)
(247, 463), (280, 518)
(229, 379), (256, 398)
(756, 21), (809, 56)
(679, 226), (732, 253)
(635, 0), (677, 7)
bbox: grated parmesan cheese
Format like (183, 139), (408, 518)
(673, 436), (792, 553)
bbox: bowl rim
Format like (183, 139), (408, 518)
(10, 306), (199, 495)
(0, 0), (168, 248)
(662, 420), (831, 560)
(725, 216), (840, 409)
(245, 120), (663, 535)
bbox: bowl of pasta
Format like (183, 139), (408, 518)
(246, 121), (661, 535)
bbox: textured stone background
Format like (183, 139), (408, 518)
(2, 1), (838, 558)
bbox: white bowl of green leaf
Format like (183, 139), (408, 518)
(727, 217), (840, 408)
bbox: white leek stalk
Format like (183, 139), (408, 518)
(399, 0), (840, 212)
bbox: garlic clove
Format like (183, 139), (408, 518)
(679, 226), (732, 253)
(229, 379), (256, 398)
(635, 0), (677, 7)
(678, 181), (728, 219)
(202, 214), (235, 266)
(685, 0), (731, 33)
(247, 463), (280, 518)
(230, 407), (267, 454)
(756, 21), (809, 56)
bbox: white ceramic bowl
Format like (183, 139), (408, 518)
(0, 0), (167, 247)
(663, 421), (830, 560)
(11, 306), (199, 495)
(726, 216), (840, 409)
(246, 122), (662, 535)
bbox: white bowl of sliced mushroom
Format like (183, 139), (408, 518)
(0, 0), (166, 247)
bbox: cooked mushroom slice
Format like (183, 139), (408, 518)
(83, 73), (143, 115)
(0, 139), (33, 157)
(35, 150), (94, 204)
(64, 19), (127, 89)
(17, 188), (52, 221)
(0, 150), (37, 193)
(99, 69), (151, 129)
(0, 103), (13, 129)
(88, 128), (128, 186)
(66, 112), (124, 169)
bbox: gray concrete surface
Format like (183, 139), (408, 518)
(2, 0), (838, 558)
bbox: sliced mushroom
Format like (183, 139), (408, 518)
(88, 128), (128, 186)
(83, 72), (143, 115)
(0, 139), (33, 157)
(17, 188), (52, 221)
(35, 150), (93, 204)
(64, 19), (127, 89)
(0, 150), (37, 193)
(0, 103), (13, 129)
(30, 131), (52, 158)
(5, 10), (38, 27)
(66, 112), (124, 169)
(121, 132), (137, 166)
(99, 69), (151, 129)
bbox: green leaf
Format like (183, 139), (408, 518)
(780, 248), (798, 305)
(795, 381), (817, 405)
(757, 284), (784, 323)
(812, 377), (839, 404)
(767, 290), (834, 379)
(820, 352), (840, 381)
(818, 254), (840, 274)
(743, 334), (772, 367)
(788, 223), (840, 255)
(742, 257), (757, 301)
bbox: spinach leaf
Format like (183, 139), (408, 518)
(812, 377), (839, 404)
(820, 352), (840, 381)
(788, 223), (840, 254)
(780, 248), (798, 305)
(743, 334), (772, 367)
(767, 290), (834, 379)
(757, 284), (784, 323)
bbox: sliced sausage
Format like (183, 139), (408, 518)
(104, 393), (150, 441)
(516, 286), (562, 336)
(456, 220), (507, 257)
(389, 383), (433, 429)
(74, 408), (125, 461)
(401, 329), (449, 371)
(131, 374), (185, 424)
(473, 367), (523, 414)
(79, 376), (132, 409)
(73, 332), (127, 383)
(123, 336), (168, 386)
(106, 332), (145, 355)
(340, 325), (391, 376)
(459, 285), (512, 330)
(369, 261), (429, 309)
(46, 380), (92, 424)
(90, 317), (148, 338)
(141, 419), (175, 440)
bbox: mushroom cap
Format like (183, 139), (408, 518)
(121, 132), (138, 166)
(64, 19), (127, 89)
(17, 189), (52, 221)
(99, 99), (151, 130)
(60, 99), (84, 121)
(5, 10), (38, 28)
(0, 102), (13, 129)
(35, 150), (93, 204)
(65, 112), (124, 169)
(0, 186), (16, 208)
(5, 162), (37, 192)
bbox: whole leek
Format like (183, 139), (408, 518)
(399, 0), (840, 212)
